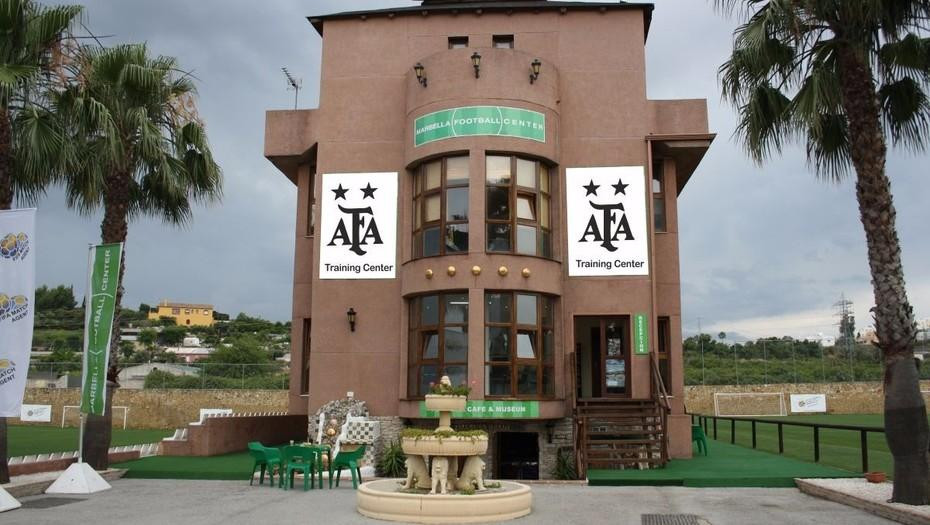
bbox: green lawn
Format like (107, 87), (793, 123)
(113, 451), (254, 480)
(8, 425), (172, 457)
(695, 413), (921, 477)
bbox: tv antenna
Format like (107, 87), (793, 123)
(281, 67), (302, 109)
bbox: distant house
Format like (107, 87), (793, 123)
(147, 300), (214, 327)
(117, 363), (200, 389)
(165, 346), (214, 363)
(804, 333), (836, 347)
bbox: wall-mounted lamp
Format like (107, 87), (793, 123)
(414, 62), (427, 87)
(529, 58), (542, 84)
(471, 51), (481, 78)
(347, 307), (357, 332)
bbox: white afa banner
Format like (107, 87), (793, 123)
(0, 208), (36, 417)
(790, 394), (827, 413)
(319, 172), (398, 279)
(566, 166), (649, 276)
(20, 404), (52, 422)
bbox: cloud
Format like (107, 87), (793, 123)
(30, 1), (930, 333)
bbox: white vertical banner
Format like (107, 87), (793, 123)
(565, 166), (649, 276)
(318, 172), (398, 279)
(0, 208), (36, 417)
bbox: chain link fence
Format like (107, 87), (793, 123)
(684, 336), (930, 386)
(27, 361), (290, 390)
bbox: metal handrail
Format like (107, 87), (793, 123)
(690, 412), (885, 472)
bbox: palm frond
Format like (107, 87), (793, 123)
(879, 77), (930, 151)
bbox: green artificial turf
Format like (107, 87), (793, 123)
(113, 451), (255, 480)
(8, 425), (172, 457)
(587, 440), (857, 487)
(697, 413), (921, 477)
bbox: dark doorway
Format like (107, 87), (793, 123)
(575, 316), (631, 399)
(496, 432), (539, 480)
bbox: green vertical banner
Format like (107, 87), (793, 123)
(81, 243), (123, 416)
(633, 313), (649, 355)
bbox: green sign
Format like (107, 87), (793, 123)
(419, 400), (540, 419)
(414, 106), (545, 147)
(81, 243), (122, 416)
(634, 313), (649, 355)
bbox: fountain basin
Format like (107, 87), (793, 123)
(401, 435), (488, 456)
(424, 395), (467, 412)
(357, 479), (532, 524)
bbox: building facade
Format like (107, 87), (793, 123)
(265, 0), (712, 478)
(147, 300), (215, 327)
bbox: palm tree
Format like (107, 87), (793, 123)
(57, 43), (222, 469)
(0, 0), (81, 485)
(717, 1), (930, 504)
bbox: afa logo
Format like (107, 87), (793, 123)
(0, 293), (29, 323)
(0, 232), (30, 261)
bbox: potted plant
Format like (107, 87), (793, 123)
(864, 471), (887, 483)
(424, 375), (471, 412)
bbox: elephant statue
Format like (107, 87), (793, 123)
(402, 455), (431, 490)
(430, 456), (449, 494)
(454, 456), (486, 491)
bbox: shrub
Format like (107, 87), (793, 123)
(376, 440), (407, 478)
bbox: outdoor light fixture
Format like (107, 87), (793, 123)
(529, 58), (541, 84)
(347, 307), (357, 332)
(414, 62), (427, 87)
(471, 51), (481, 78)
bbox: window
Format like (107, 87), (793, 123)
(413, 156), (470, 257)
(657, 317), (671, 392)
(493, 35), (514, 48)
(408, 293), (469, 398)
(485, 292), (555, 398)
(300, 319), (311, 395)
(653, 160), (666, 232)
(448, 36), (468, 49)
(485, 155), (552, 257)
(172, 308), (180, 315)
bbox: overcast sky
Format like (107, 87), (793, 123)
(31, 1), (929, 341)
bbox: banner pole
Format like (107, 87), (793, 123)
(78, 413), (85, 463)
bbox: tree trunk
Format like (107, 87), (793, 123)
(0, 107), (13, 209)
(836, 46), (927, 504)
(81, 169), (130, 470)
(0, 106), (11, 483)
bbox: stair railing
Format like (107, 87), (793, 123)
(649, 352), (670, 465)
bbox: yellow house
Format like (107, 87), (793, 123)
(148, 300), (214, 326)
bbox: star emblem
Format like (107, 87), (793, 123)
(332, 184), (348, 200)
(611, 178), (628, 195)
(361, 182), (377, 199)
(583, 180), (599, 196)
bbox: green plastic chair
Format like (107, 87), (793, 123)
(303, 444), (330, 489)
(329, 444), (366, 489)
(248, 441), (283, 486)
(283, 445), (318, 491)
(692, 425), (709, 456)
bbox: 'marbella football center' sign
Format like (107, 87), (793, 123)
(565, 166), (649, 276)
(319, 172), (398, 279)
(414, 106), (545, 147)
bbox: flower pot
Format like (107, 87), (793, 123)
(424, 395), (467, 412)
(864, 471), (886, 483)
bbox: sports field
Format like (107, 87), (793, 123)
(7, 425), (172, 457)
(696, 413), (922, 477)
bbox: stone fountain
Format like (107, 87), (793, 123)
(357, 376), (532, 523)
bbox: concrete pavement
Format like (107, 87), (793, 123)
(4, 479), (893, 524)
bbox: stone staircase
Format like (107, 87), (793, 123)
(576, 398), (668, 474)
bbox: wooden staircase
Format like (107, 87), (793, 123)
(575, 398), (668, 475)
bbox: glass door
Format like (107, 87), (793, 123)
(602, 318), (629, 396)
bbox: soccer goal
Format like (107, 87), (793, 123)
(713, 392), (787, 417)
(61, 405), (129, 429)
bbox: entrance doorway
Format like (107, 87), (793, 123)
(496, 432), (539, 480)
(574, 316), (630, 398)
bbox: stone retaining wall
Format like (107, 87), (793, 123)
(14, 388), (289, 429)
(684, 381), (930, 415)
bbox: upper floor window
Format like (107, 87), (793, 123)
(448, 36), (468, 49)
(413, 156), (470, 258)
(485, 291), (555, 398)
(653, 160), (666, 232)
(408, 293), (469, 398)
(486, 155), (552, 257)
(492, 35), (514, 49)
